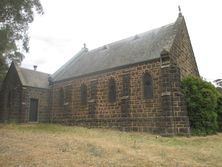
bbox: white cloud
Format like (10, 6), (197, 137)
(21, 0), (222, 81)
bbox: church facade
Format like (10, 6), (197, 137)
(0, 14), (199, 136)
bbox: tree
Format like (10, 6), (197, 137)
(214, 79), (222, 87)
(0, 0), (43, 81)
(216, 95), (222, 131)
(182, 75), (221, 135)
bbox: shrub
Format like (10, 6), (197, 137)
(216, 95), (222, 131)
(181, 75), (220, 135)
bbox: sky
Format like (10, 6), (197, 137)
(21, 0), (222, 82)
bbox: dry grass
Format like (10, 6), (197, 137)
(0, 124), (222, 167)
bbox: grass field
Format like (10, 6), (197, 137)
(0, 123), (221, 167)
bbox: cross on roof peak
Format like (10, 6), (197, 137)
(178, 5), (182, 17)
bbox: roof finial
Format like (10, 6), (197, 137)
(33, 65), (37, 71)
(178, 5), (182, 17)
(82, 43), (88, 51)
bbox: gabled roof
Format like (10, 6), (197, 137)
(14, 63), (49, 89)
(52, 16), (184, 82)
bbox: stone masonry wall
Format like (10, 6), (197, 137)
(20, 87), (50, 123)
(160, 63), (190, 135)
(51, 59), (190, 135)
(170, 18), (199, 78)
(158, 17), (200, 135)
(0, 63), (50, 123)
(0, 90), (2, 121)
(0, 65), (22, 123)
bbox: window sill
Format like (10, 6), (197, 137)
(88, 99), (96, 103)
(121, 96), (129, 100)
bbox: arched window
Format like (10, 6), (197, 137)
(108, 78), (116, 103)
(90, 80), (97, 99)
(122, 74), (130, 96)
(143, 73), (153, 99)
(59, 88), (64, 106)
(80, 84), (87, 105)
(64, 85), (72, 104)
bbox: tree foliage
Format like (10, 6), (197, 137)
(0, 0), (43, 81)
(216, 92), (222, 131)
(214, 79), (222, 88)
(182, 75), (221, 135)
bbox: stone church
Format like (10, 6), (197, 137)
(0, 12), (199, 136)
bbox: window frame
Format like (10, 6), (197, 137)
(59, 88), (64, 107)
(122, 74), (130, 97)
(80, 84), (87, 105)
(90, 80), (97, 100)
(143, 73), (153, 99)
(64, 85), (72, 106)
(108, 78), (116, 103)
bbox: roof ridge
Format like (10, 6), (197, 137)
(53, 17), (181, 82)
(87, 22), (175, 54)
(19, 67), (49, 75)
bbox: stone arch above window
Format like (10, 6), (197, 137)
(59, 88), (64, 107)
(108, 78), (116, 103)
(80, 84), (87, 105)
(143, 73), (153, 99)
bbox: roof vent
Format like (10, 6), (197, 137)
(133, 35), (139, 40)
(103, 45), (108, 50)
(33, 65), (37, 71)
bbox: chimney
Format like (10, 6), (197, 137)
(33, 65), (37, 71)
